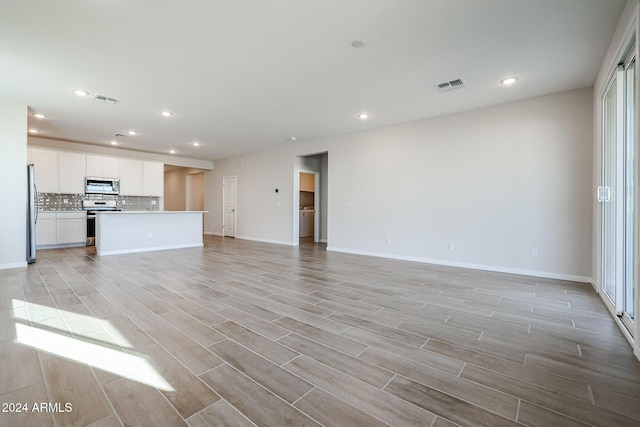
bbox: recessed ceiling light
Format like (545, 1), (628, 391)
(74, 90), (89, 97)
(110, 140), (118, 145)
(351, 40), (366, 48)
(32, 113), (47, 119)
(289, 136), (297, 141)
(161, 111), (173, 117)
(500, 77), (518, 86)
(358, 112), (369, 120)
(128, 130), (137, 136)
(28, 129), (39, 134)
(169, 149), (176, 154)
(192, 142), (200, 147)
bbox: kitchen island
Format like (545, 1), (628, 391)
(96, 211), (205, 256)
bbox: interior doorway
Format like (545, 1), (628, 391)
(294, 152), (327, 246)
(223, 176), (237, 237)
(164, 165), (206, 212)
(299, 171), (319, 244)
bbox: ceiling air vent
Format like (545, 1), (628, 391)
(93, 94), (119, 104)
(435, 78), (467, 93)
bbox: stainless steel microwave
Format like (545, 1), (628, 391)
(85, 177), (120, 195)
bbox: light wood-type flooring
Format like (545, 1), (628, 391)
(1, 235), (639, 426)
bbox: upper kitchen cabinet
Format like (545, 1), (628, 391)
(31, 148), (58, 193)
(118, 159), (144, 196)
(143, 162), (164, 196)
(300, 172), (315, 192)
(58, 152), (86, 194)
(87, 155), (118, 178)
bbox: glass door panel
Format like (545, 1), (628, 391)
(602, 77), (617, 303)
(623, 57), (636, 325)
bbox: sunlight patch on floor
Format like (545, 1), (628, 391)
(12, 299), (173, 392)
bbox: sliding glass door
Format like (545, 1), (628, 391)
(623, 56), (636, 328)
(600, 48), (636, 333)
(601, 75), (618, 304)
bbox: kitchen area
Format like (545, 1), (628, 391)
(299, 172), (316, 241)
(27, 144), (204, 261)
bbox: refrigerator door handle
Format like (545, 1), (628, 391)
(34, 182), (38, 224)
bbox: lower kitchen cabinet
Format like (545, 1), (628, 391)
(299, 211), (314, 238)
(36, 212), (86, 247)
(56, 212), (87, 244)
(35, 212), (56, 246)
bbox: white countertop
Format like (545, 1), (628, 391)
(97, 210), (207, 214)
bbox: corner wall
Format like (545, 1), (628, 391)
(0, 103), (27, 269)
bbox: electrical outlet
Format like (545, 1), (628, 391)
(531, 248), (538, 258)
(386, 237), (391, 245)
(448, 242), (455, 251)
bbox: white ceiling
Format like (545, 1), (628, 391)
(0, 0), (626, 161)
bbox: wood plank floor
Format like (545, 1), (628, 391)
(1, 235), (639, 426)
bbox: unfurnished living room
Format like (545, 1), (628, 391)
(1, 1), (640, 426)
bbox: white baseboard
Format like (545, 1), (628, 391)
(326, 246), (592, 284)
(0, 261), (28, 270)
(37, 243), (87, 250)
(97, 243), (203, 256)
(235, 235), (295, 246)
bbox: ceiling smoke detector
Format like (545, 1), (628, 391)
(435, 78), (467, 93)
(93, 94), (119, 104)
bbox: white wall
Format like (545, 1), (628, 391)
(205, 87), (593, 281)
(205, 150), (296, 244)
(187, 172), (205, 211)
(0, 103), (28, 269)
(164, 169), (187, 211)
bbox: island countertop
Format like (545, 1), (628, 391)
(97, 210), (208, 214)
(96, 210), (205, 256)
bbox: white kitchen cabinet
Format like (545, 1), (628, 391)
(36, 212), (57, 246)
(58, 152), (86, 194)
(118, 159), (144, 196)
(103, 157), (119, 178)
(31, 148), (58, 193)
(300, 172), (315, 192)
(143, 161), (164, 196)
(86, 155), (102, 177)
(87, 155), (119, 178)
(299, 211), (314, 238)
(56, 212), (87, 244)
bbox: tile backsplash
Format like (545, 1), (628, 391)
(40, 193), (160, 212)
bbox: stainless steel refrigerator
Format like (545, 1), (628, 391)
(27, 164), (37, 263)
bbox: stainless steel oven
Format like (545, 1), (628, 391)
(83, 200), (117, 246)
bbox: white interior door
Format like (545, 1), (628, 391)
(223, 176), (237, 237)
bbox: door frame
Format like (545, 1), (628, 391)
(294, 169), (320, 244)
(222, 175), (237, 237)
(597, 33), (637, 338)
